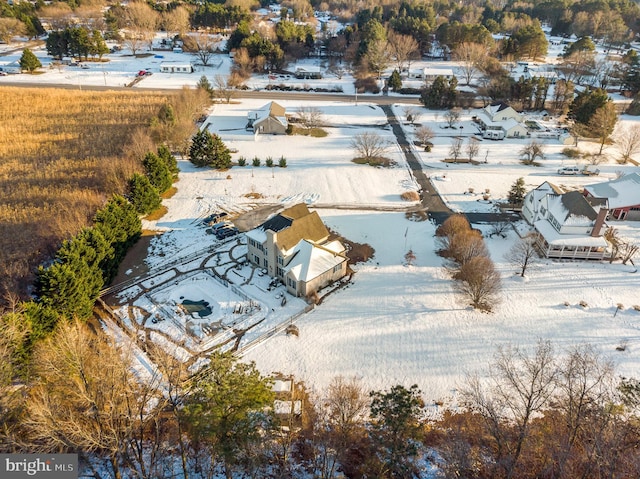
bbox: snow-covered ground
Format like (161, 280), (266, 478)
(5, 28), (638, 402)
(118, 98), (640, 404)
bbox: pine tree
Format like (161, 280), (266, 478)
(19, 48), (41, 73)
(189, 129), (231, 169)
(128, 174), (161, 215)
(182, 352), (274, 479)
(157, 144), (179, 178)
(143, 152), (172, 193)
(197, 75), (214, 97)
(388, 69), (402, 92)
(89, 30), (109, 59)
(94, 195), (141, 281)
(508, 177), (526, 206)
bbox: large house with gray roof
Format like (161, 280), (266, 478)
(583, 172), (640, 221)
(475, 102), (528, 140)
(523, 182), (609, 260)
(246, 204), (348, 297)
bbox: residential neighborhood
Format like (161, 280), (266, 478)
(2, 0), (640, 476)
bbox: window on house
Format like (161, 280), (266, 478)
(333, 264), (341, 273)
(263, 258), (268, 268)
(277, 267), (284, 277)
(540, 206), (546, 216)
(277, 256), (283, 265)
(287, 277), (295, 288)
(253, 255), (260, 263)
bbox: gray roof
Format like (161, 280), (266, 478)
(559, 191), (598, 221)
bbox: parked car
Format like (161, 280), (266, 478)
(137, 70), (152, 77)
(557, 166), (581, 175)
(215, 227), (239, 240)
(581, 166), (600, 176)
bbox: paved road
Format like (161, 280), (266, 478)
(0, 80), (420, 105)
(381, 105), (454, 224)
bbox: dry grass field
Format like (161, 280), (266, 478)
(0, 87), (170, 301)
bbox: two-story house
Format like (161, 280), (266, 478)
(523, 182), (609, 260)
(246, 204), (348, 297)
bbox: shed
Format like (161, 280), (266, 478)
(159, 62), (194, 73)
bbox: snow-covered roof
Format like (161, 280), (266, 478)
(250, 101), (288, 128)
(246, 227), (267, 244)
(546, 191), (598, 224)
(534, 220), (608, 247)
(584, 173), (640, 209)
(285, 239), (345, 283)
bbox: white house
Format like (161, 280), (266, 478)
(523, 182), (609, 260)
(408, 67), (455, 81)
(159, 62), (194, 73)
(475, 102), (528, 139)
(245, 204), (348, 297)
(295, 65), (322, 79)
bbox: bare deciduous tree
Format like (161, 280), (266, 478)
(351, 132), (389, 160)
(453, 42), (488, 86)
(387, 30), (419, 72)
(519, 141), (545, 165)
(297, 106), (324, 129)
(402, 106), (421, 125)
(214, 74), (235, 104)
(123, 0), (160, 54)
(613, 124), (640, 164)
(25, 321), (165, 478)
(506, 233), (539, 277)
(463, 340), (557, 476)
(466, 137), (480, 162)
(454, 255), (501, 311)
(193, 32), (216, 66)
(162, 6), (190, 38)
(620, 240), (639, 265)
(444, 109), (461, 129)
(415, 126), (434, 146)
(449, 137), (463, 161)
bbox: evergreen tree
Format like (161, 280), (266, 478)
(189, 129), (231, 169)
(94, 195), (141, 281)
(143, 152), (172, 193)
(45, 30), (69, 60)
(157, 144), (179, 178)
(19, 48), (41, 73)
(569, 88), (609, 125)
(128, 173), (161, 215)
(420, 75), (457, 109)
(89, 30), (109, 59)
(197, 75), (214, 97)
(508, 177), (527, 206)
(369, 384), (424, 478)
(182, 352), (274, 479)
(36, 234), (105, 320)
(388, 69), (402, 92)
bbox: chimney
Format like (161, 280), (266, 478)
(591, 208), (608, 237)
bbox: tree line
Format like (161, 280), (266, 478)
(1, 318), (638, 479)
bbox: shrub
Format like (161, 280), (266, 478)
(562, 147), (581, 158)
(279, 156), (287, 167)
(265, 157), (274, 167)
(252, 156), (261, 167)
(237, 156), (246, 166)
(354, 76), (380, 94)
(397, 87), (422, 95)
(401, 191), (420, 201)
(453, 256), (501, 311)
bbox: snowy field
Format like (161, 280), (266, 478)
(5, 31), (638, 402)
(123, 98), (640, 404)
